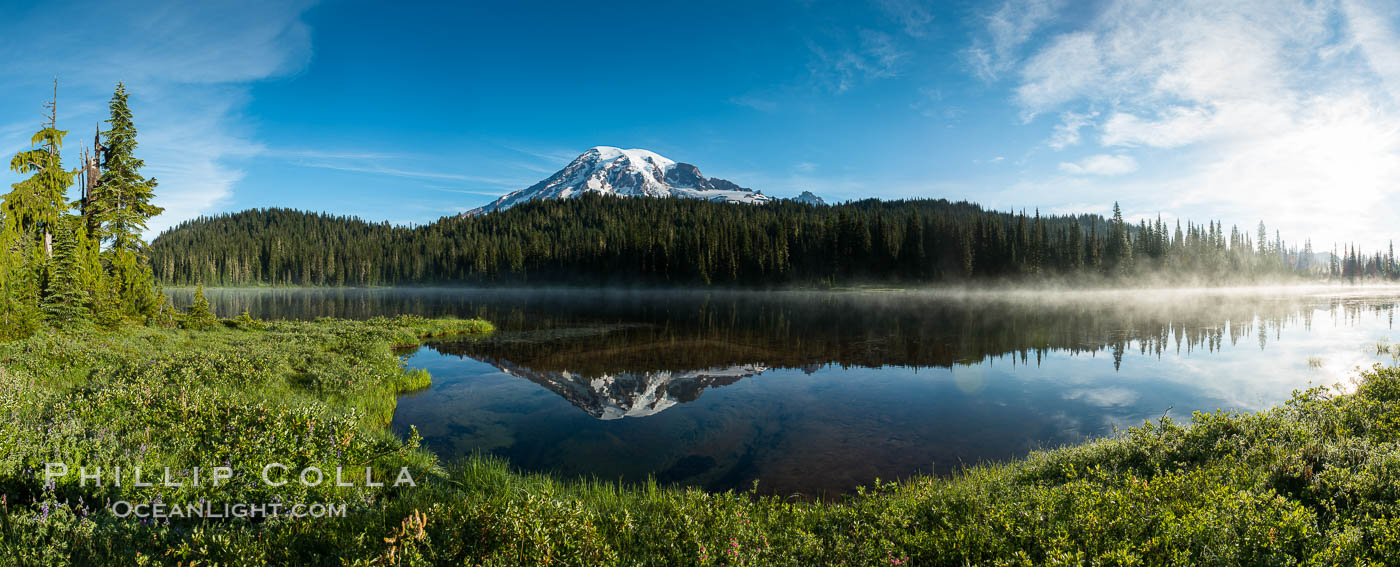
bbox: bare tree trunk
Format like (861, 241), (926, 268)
(44, 230), (52, 258)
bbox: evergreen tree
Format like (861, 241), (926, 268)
(960, 226), (975, 277)
(1087, 222), (1101, 268)
(5, 82), (75, 259)
(90, 82), (164, 318)
(42, 216), (91, 326)
(1383, 239), (1394, 280)
(182, 284), (217, 330)
(0, 214), (43, 339)
(91, 82), (163, 252)
(4, 84), (108, 329)
(1104, 202), (1132, 273)
(0, 84), (172, 338)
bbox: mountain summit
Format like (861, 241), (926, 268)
(465, 146), (773, 215)
(791, 190), (827, 206)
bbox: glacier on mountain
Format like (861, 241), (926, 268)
(465, 146), (773, 215)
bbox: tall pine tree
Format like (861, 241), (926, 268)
(1104, 202), (1133, 273)
(90, 82), (164, 317)
(42, 215), (92, 326)
(5, 81), (74, 259)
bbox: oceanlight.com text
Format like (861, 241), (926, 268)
(109, 500), (348, 519)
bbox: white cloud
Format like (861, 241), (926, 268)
(424, 186), (514, 197)
(292, 159), (532, 188)
(966, 0), (1062, 81)
(137, 87), (265, 231)
(501, 145), (588, 168)
(985, 0), (1400, 248)
(1048, 110), (1097, 149)
(1341, 0), (1400, 100)
(1100, 107), (1217, 149)
(282, 149), (408, 161)
(875, 0), (937, 38)
(808, 30), (907, 92)
(1058, 154), (1138, 176)
(0, 1), (316, 237)
(858, 30), (906, 77)
(730, 94), (780, 112)
(1016, 32), (1101, 118)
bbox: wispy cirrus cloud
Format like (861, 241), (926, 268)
(500, 144), (584, 166)
(729, 93), (780, 112)
(292, 159), (530, 188)
(0, 0), (317, 237)
(965, 0), (1062, 81)
(727, 4), (930, 108)
(874, 0), (937, 38)
(1047, 110), (1096, 149)
(808, 29), (908, 93)
(422, 186), (513, 197)
(281, 148), (409, 161)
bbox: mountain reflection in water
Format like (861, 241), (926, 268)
(487, 356), (768, 420)
(179, 287), (1400, 494)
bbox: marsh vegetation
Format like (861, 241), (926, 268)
(6, 310), (1400, 564)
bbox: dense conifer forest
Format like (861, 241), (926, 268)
(151, 195), (1399, 287)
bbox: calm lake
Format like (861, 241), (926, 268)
(178, 287), (1400, 495)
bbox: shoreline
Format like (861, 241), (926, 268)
(4, 313), (1400, 562)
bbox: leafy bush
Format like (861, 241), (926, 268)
(180, 285), (217, 330)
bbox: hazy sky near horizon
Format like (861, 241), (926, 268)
(1, 0), (1399, 249)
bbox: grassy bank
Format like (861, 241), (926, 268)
(3, 317), (1400, 565)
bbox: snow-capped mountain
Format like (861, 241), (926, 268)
(481, 356), (767, 419)
(465, 146), (773, 215)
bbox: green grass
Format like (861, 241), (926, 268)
(4, 316), (1400, 564)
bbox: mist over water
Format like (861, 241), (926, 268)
(177, 286), (1400, 495)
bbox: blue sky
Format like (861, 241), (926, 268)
(2, 0), (1400, 249)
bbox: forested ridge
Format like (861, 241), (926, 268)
(151, 195), (1397, 287)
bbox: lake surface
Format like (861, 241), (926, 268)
(179, 287), (1400, 495)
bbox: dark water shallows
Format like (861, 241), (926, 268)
(178, 287), (1400, 495)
